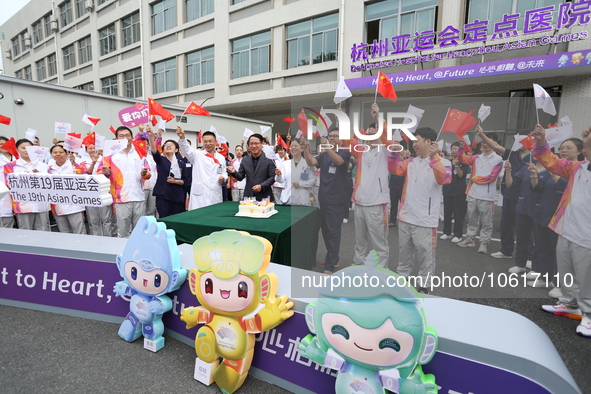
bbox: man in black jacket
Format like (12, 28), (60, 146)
(227, 133), (277, 201)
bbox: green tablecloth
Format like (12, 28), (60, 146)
(158, 202), (320, 269)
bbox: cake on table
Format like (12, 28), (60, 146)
(236, 197), (278, 218)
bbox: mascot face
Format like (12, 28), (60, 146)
(321, 313), (415, 367)
(123, 260), (170, 296)
(199, 272), (256, 313)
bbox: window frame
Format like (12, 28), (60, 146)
(33, 20), (43, 45)
(48, 53), (58, 76)
(78, 35), (92, 64)
(151, 0), (176, 35)
(122, 12), (141, 47)
(99, 24), (117, 56)
(59, 0), (73, 28)
(186, 0), (214, 22)
(231, 31), (271, 78)
(152, 57), (177, 93)
(63, 44), (76, 70)
(186, 46), (215, 87)
(36, 59), (47, 80)
(286, 13), (339, 69)
(123, 67), (143, 98)
(101, 75), (119, 96)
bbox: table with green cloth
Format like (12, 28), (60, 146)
(158, 202), (320, 269)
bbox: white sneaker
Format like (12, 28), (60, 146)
(478, 243), (488, 254)
(527, 280), (547, 288)
(343, 218), (348, 224)
(576, 315), (591, 337)
(451, 237), (461, 243)
(440, 234), (451, 240)
(457, 238), (475, 248)
(548, 287), (562, 298)
(542, 302), (583, 320)
(525, 271), (540, 281)
(508, 266), (526, 274)
(491, 251), (512, 259)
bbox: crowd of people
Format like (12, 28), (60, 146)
(1, 106), (590, 337)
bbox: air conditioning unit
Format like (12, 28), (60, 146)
(5, 49), (12, 60)
(23, 32), (30, 40)
(24, 33), (31, 49)
(85, 0), (94, 11)
(50, 19), (59, 32)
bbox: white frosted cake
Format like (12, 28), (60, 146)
(236, 198), (278, 218)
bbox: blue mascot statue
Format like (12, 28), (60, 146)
(114, 216), (187, 352)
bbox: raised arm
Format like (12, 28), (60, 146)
(532, 124), (578, 179)
(475, 125), (506, 156)
(300, 138), (319, 167)
(177, 126), (197, 164)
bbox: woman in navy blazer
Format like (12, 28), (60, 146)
(147, 126), (190, 217)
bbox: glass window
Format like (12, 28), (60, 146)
(124, 67), (142, 98)
(365, 0), (438, 43)
(98, 0), (110, 5)
(33, 20), (43, 44)
(48, 53), (57, 76)
(11, 37), (20, 57)
(44, 13), (53, 38)
(24, 66), (33, 81)
(122, 12), (141, 47)
(466, 0), (563, 32)
(59, 1), (73, 28)
(232, 0), (246, 4)
(75, 0), (87, 19)
(287, 14), (338, 69)
(99, 24), (116, 55)
(152, 0), (176, 35)
(153, 58), (176, 93)
(186, 0), (214, 22)
(36, 59), (46, 80)
(15, 70), (23, 79)
(63, 44), (76, 70)
(78, 35), (92, 64)
(231, 31), (270, 78)
(20, 30), (28, 52)
(102, 75), (118, 95)
(77, 82), (94, 91)
(187, 46), (214, 87)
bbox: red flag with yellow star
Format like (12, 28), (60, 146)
(183, 102), (211, 116)
(148, 98), (175, 122)
(440, 109), (478, 140)
(132, 140), (148, 159)
(377, 72), (397, 102)
(82, 132), (96, 147)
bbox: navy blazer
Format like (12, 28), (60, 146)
(230, 152), (276, 201)
(152, 150), (191, 204)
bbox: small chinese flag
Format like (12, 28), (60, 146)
(151, 116), (158, 126)
(276, 134), (288, 149)
(198, 130), (203, 144)
(148, 98), (175, 122)
(132, 140), (147, 159)
(472, 139), (478, 150)
(67, 133), (82, 139)
(520, 133), (535, 151)
(312, 127), (321, 139)
(283, 116), (295, 125)
(464, 141), (472, 154)
(109, 126), (117, 135)
(0, 114), (11, 126)
(377, 72), (397, 102)
(218, 144), (228, 158)
(2, 137), (19, 159)
(82, 132), (96, 147)
(440, 109), (478, 140)
(183, 102), (211, 116)
(297, 109), (308, 136)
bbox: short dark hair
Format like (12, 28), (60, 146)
(414, 127), (437, 143)
(248, 134), (264, 145)
(275, 144), (285, 153)
(16, 138), (33, 148)
(0, 136), (8, 143)
(202, 131), (216, 140)
(163, 139), (179, 150)
(235, 145), (243, 150)
(34, 137), (40, 141)
(50, 145), (66, 154)
(561, 137), (584, 161)
(451, 141), (462, 149)
(367, 122), (377, 130)
(485, 133), (498, 142)
(116, 126), (133, 138)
